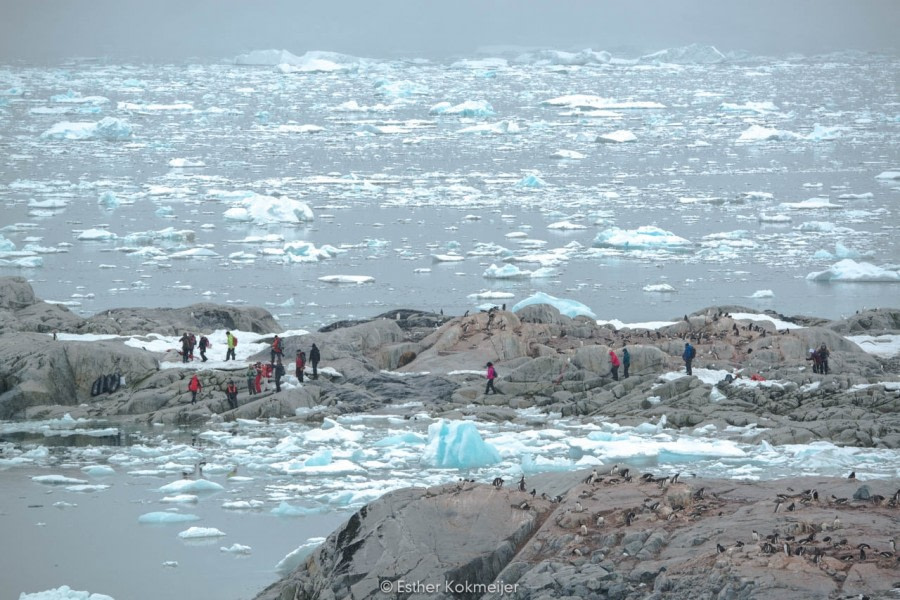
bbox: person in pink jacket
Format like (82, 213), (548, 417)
(609, 350), (621, 381)
(485, 362), (501, 395)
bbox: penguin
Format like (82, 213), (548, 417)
(580, 524), (588, 536)
(574, 501), (583, 513)
(596, 515), (605, 526)
(625, 511), (636, 526)
(848, 471), (856, 479)
(530, 488), (536, 498)
(518, 475), (526, 492)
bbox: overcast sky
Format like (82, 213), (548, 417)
(1, 0), (898, 62)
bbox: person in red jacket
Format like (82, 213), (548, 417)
(225, 380), (238, 410)
(485, 362), (501, 395)
(609, 350), (620, 381)
(295, 350), (306, 383)
(271, 335), (283, 364)
(254, 363), (263, 394)
(188, 374), (202, 404)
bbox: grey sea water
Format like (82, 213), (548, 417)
(1, 51), (898, 330)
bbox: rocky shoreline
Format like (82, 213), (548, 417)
(2, 276), (899, 448)
(3, 275), (900, 598)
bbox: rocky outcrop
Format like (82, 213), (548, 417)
(257, 470), (900, 600)
(0, 333), (159, 419)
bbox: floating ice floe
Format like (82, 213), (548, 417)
(158, 479), (225, 493)
(758, 213), (791, 223)
(482, 264), (554, 279)
(270, 501), (322, 517)
(318, 275), (374, 284)
(178, 526), (226, 539)
(81, 465), (115, 477)
(76, 229), (117, 241)
(750, 290), (775, 298)
(542, 94), (666, 110)
(161, 494), (198, 504)
(138, 511), (200, 524)
(596, 129), (637, 143)
(550, 149), (585, 159)
(593, 226), (692, 251)
(220, 543), (252, 554)
(643, 283), (676, 293)
(19, 585), (115, 600)
(223, 193), (314, 224)
(422, 420), (501, 469)
(736, 124), (795, 143)
(515, 174), (546, 188)
(222, 500), (264, 510)
(512, 291), (597, 319)
(276, 124), (324, 134)
(167, 158), (206, 168)
(429, 100), (495, 118)
(41, 117), (133, 141)
(641, 44), (726, 64)
(50, 90), (110, 105)
(458, 120), (521, 135)
(117, 102), (193, 112)
(875, 171), (900, 180)
(547, 220), (586, 230)
(779, 198), (842, 210)
(467, 290), (515, 300)
(431, 253), (465, 262)
(806, 259), (900, 283)
(32, 475), (88, 485)
(719, 101), (779, 113)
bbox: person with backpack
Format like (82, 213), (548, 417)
(817, 343), (830, 374)
(609, 349), (620, 381)
(225, 331), (237, 361)
(188, 374), (202, 404)
(295, 350), (306, 383)
(245, 364), (256, 395)
(309, 343), (321, 380)
(683, 342), (696, 376)
(271, 335), (283, 364)
(225, 380), (238, 410)
(485, 361), (501, 395)
(254, 362), (264, 393)
(622, 347), (631, 378)
(274, 359), (285, 392)
(198, 334), (210, 362)
(179, 332), (191, 363)
(188, 333), (197, 361)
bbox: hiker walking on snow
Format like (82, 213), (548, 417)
(683, 342), (696, 376)
(485, 362), (501, 395)
(609, 349), (620, 381)
(622, 347), (631, 378)
(817, 343), (830, 374)
(295, 350), (306, 383)
(271, 335), (283, 364)
(198, 334), (210, 362)
(225, 331), (237, 361)
(179, 332), (191, 363)
(188, 333), (196, 361)
(188, 374), (202, 404)
(309, 343), (320, 380)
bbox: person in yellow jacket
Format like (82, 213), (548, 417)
(225, 331), (237, 361)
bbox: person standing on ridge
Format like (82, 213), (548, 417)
(683, 342), (696, 376)
(271, 335), (283, 364)
(246, 363), (256, 395)
(225, 331), (236, 361)
(198, 334), (210, 362)
(622, 347), (631, 378)
(818, 343), (830, 374)
(485, 361), (501, 395)
(274, 359), (285, 393)
(179, 332), (191, 363)
(295, 349), (306, 383)
(225, 380), (238, 410)
(188, 373), (202, 404)
(609, 349), (620, 381)
(309, 343), (321, 380)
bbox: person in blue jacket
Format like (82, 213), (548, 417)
(683, 342), (696, 376)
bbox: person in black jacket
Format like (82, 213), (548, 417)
(274, 359), (285, 392)
(309, 343), (321, 380)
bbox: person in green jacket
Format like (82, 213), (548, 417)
(225, 331), (237, 361)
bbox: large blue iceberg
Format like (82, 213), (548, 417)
(512, 291), (597, 320)
(422, 420), (501, 469)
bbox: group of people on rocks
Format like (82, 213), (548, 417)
(179, 332), (211, 363)
(807, 343), (831, 374)
(605, 348), (631, 381)
(186, 334), (321, 408)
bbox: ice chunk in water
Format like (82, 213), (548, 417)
(512, 291), (597, 319)
(422, 420), (501, 469)
(138, 511), (200, 524)
(19, 585), (115, 600)
(177, 526), (225, 539)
